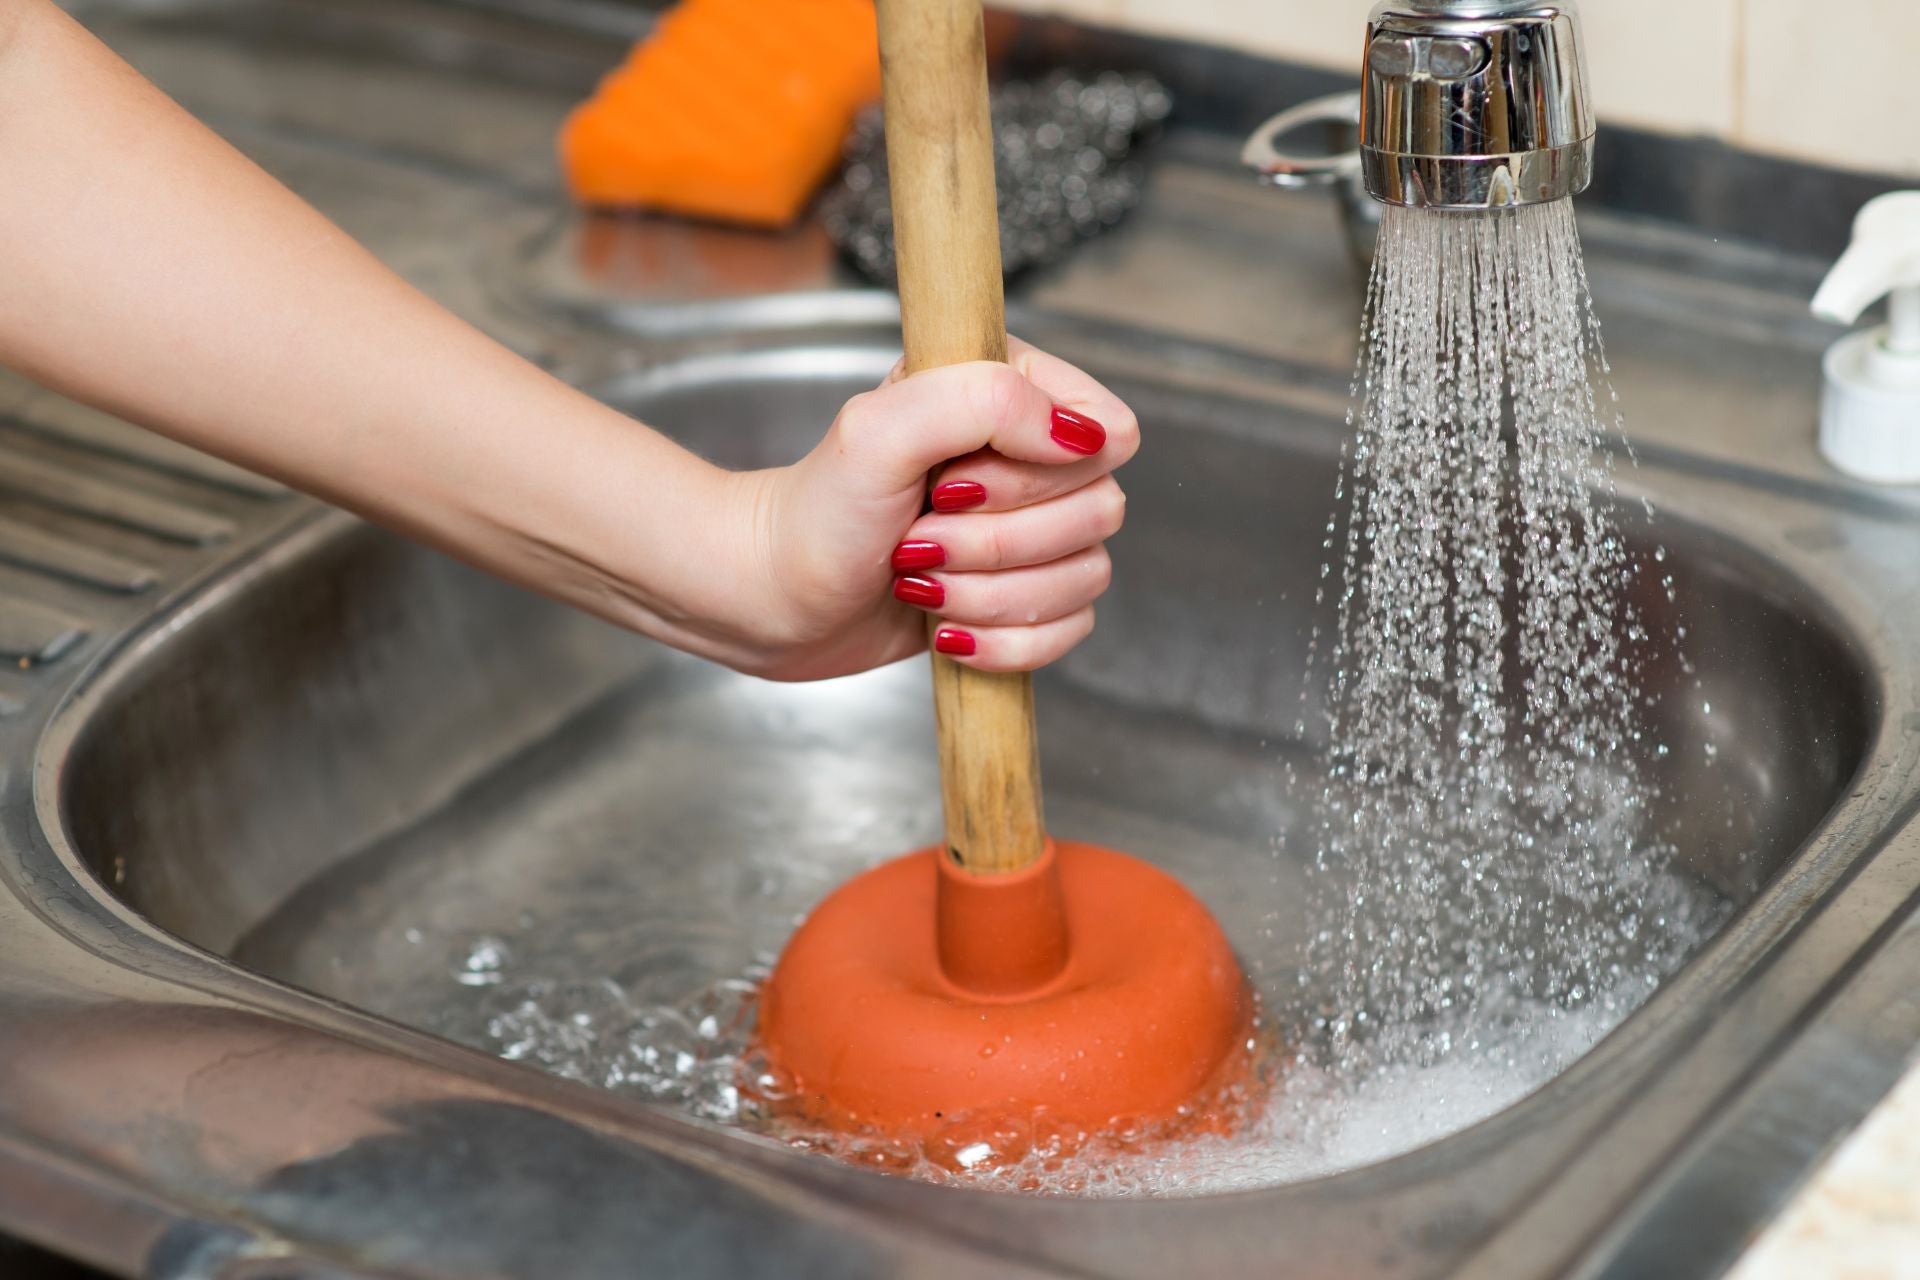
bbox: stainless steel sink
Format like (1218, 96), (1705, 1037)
(79, 342), (1875, 1079)
(3, 326), (1913, 1279)
(8, 4), (1920, 1279)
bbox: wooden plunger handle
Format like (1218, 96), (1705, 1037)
(875, 0), (1046, 875)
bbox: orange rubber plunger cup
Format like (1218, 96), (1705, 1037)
(761, 840), (1253, 1135)
(757, 0), (1257, 1142)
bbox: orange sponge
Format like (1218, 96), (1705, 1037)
(560, 0), (882, 227)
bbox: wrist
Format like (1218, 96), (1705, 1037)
(446, 398), (750, 666)
(702, 464), (807, 669)
(586, 453), (816, 676)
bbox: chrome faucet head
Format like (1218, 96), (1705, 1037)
(1361, 0), (1594, 210)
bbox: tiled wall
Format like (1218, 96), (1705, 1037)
(999, 0), (1920, 178)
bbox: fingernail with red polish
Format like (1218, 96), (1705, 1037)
(931, 481), (987, 512)
(934, 627), (977, 657)
(894, 575), (945, 609)
(1050, 406), (1107, 456)
(890, 540), (947, 571)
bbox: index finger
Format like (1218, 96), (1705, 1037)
(1006, 336), (1140, 469)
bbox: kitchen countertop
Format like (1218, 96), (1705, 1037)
(1727, 1055), (1920, 1280)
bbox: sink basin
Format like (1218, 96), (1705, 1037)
(77, 344), (1869, 1023)
(101, 343), (1870, 1126)
(7, 331), (1914, 1278)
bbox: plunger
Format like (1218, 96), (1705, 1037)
(756, 0), (1255, 1141)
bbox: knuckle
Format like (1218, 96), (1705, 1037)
(833, 389), (887, 457)
(1088, 548), (1114, 596)
(1004, 630), (1040, 672)
(981, 519), (1013, 571)
(976, 363), (1033, 436)
(1063, 608), (1096, 655)
(1107, 405), (1142, 461)
(975, 577), (1013, 625)
(1015, 467), (1055, 510)
(1095, 481), (1128, 536)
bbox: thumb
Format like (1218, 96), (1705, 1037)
(831, 360), (1098, 497)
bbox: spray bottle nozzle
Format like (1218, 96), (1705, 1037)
(1813, 192), (1920, 482)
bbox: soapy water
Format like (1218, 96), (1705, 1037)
(424, 912), (1650, 1194)
(301, 200), (1720, 1196)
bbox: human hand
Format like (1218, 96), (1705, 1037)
(0, 6), (1133, 689)
(727, 337), (1137, 682)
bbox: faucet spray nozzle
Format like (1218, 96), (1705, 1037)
(1361, 1), (1594, 211)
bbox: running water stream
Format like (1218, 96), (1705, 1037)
(248, 201), (1721, 1195)
(1303, 202), (1711, 1074)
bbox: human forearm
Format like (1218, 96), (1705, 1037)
(0, 2), (768, 658)
(0, 3), (1138, 682)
